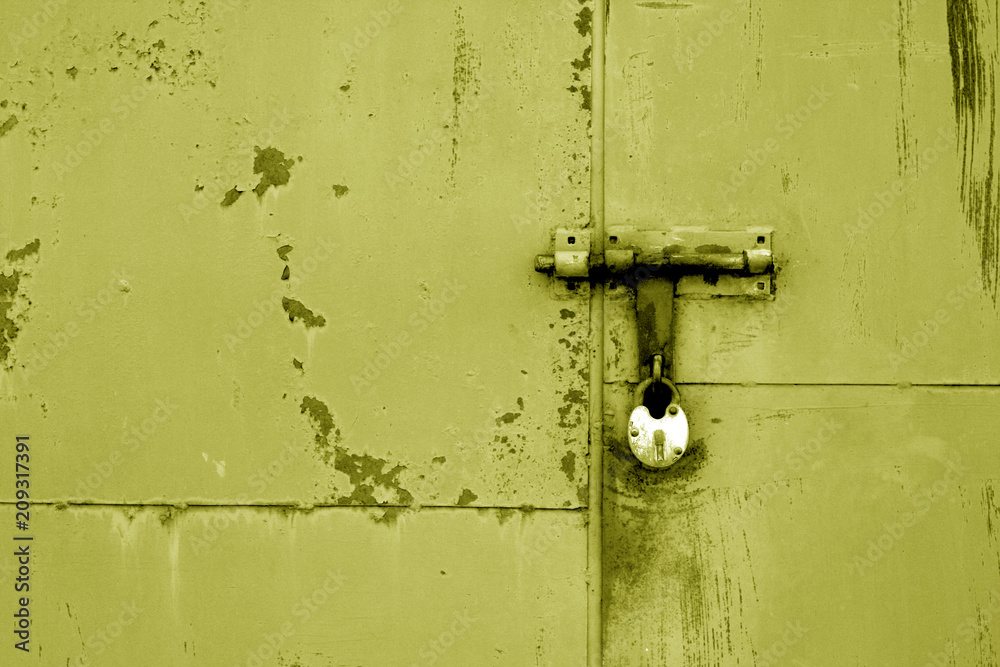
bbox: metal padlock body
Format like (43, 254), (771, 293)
(628, 377), (689, 469)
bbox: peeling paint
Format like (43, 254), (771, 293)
(574, 6), (593, 36)
(0, 270), (24, 369)
(332, 447), (414, 507)
(252, 147), (295, 198)
(299, 396), (414, 509)
(6, 239), (40, 262)
(560, 450), (577, 483)
(220, 187), (243, 207)
(496, 411), (521, 425)
(299, 396), (342, 464)
(0, 115), (18, 138)
(281, 297), (326, 328)
(0, 239), (40, 370)
(557, 389), (587, 428)
(457, 488), (478, 505)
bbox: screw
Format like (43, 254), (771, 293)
(668, 405), (679, 415)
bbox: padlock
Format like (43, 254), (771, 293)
(628, 376), (688, 469)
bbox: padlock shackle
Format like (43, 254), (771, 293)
(633, 375), (681, 409)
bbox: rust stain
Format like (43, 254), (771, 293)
(946, 0), (1000, 298)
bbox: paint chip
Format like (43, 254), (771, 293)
(281, 297), (326, 328)
(220, 187), (244, 207)
(252, 146), (295, 198)
(0, 115), (18, 138)
(5, 239), (39, 262)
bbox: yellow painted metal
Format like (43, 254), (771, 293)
(607, 0), (998, 385)
(0, 0), (595, 664)
(605, 0), (1000, 664)
(1, 505), (587, 664)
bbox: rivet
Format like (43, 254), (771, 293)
(630, 428), (639, 438)
(668, 405), (679, 415)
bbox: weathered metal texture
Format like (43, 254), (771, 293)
(0, 0), (592, 507)
(0, 0), (594, 663)
(0, 505), (587, 664)
(606, 0), (1000, 664)
(605, 385), (1000, 665)
(608, 0), (998, 385)
(635, 278), (674, 371)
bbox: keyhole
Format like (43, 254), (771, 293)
(642, 382), (672, 419)
(654, 430), (666, 461)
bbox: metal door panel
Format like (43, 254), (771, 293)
(0, 0), (592, 510)
(4, 505), (587, 665)
(606, 0), (999, 385)
(605, 384), (1000, 665)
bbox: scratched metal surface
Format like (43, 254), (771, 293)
(605, 1), (1000, 665)
(0, 0), (594, 664)
(607, 0), (999, 385)
(0, 0), (592, 509)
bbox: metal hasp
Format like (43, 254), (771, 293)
(536, 227), (773, 282)
(535, 227), (776, 469)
